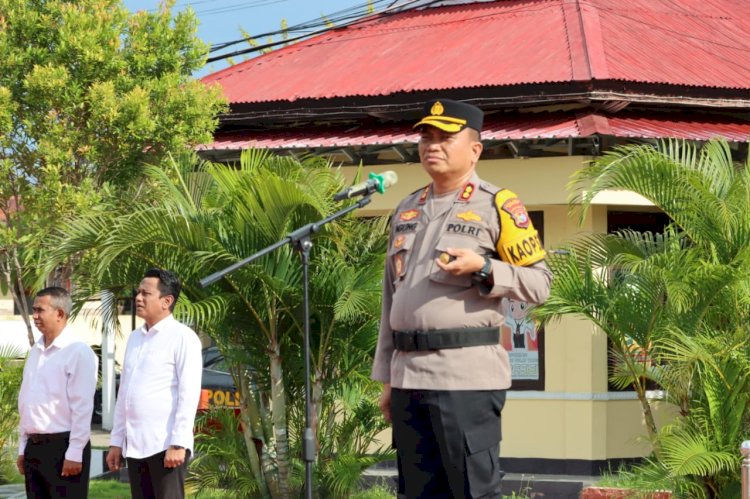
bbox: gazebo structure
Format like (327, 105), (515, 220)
(200, 0), (750, 475)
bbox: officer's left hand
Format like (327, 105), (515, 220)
(61, 459), (82, 477)
(435, 247), (485, 275)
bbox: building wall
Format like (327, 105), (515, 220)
(0, 299), (138, 367)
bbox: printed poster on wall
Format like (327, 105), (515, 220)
(504, 210), (545, 391)
(502, 298), (545, 390)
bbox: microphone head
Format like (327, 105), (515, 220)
(379, 170), (398, 189)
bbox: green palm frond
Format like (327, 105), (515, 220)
(572, 139), (750, 262)
(658, 424), (737, 478)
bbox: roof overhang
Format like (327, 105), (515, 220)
(200, 111), (750, 155)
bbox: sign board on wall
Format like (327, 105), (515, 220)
(507, 211), (545, 391)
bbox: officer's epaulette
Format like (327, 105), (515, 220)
(478, 181), (501, 195)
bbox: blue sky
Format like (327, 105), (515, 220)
(122, 0), (381, 76)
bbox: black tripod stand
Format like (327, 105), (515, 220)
(199, 195), (373, 499)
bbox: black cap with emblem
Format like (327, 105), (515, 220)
(413, 99), (484, 134)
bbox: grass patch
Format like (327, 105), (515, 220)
(89, 479), (131, 498)
(91, 481), (242, 498)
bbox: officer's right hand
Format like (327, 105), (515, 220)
(379, 383), (392, 423)
(16, 455), (24, 475)
(106, 446), (123, 472)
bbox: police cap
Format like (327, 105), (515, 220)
(413, 98), (484, 134)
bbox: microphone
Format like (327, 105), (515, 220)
(333, 171), (398, 201)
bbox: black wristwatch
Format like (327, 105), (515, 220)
(472, 255), (492, 283)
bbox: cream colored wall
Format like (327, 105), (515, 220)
(0, 299), (140, 366)
(341, 156), (651, 216)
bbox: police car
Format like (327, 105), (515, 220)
(198, 346), (240, 410)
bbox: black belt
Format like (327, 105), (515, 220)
(27, 432), (70, 444)
(393, 327), (500, 351)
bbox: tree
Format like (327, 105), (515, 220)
(0, 0), (226, 344)
(44, 151), (390, 498)
(537, 139), (750, 497)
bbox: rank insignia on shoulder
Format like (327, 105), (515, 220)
(501, 197), (530, 228)
(399, 209), (420, 221)
(393, 235), (406, 249)
(459, 182), (475, 201)
(418, 185), (430, 204)
(456, 210), (482, 222)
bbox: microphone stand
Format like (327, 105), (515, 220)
(199, 194), (374, 499)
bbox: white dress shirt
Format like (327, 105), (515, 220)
(17, 326), (98, 462)
(110, 314), (202, 459)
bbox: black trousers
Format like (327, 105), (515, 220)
(391, 388), (506, 499)
(23, 433), (91, 499)
(127, 449), (191, 499)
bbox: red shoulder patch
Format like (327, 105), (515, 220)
(501, 198), (530, 229)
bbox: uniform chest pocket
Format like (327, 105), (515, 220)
(429, 235), (488, 288)
(387, 232), (416, 284)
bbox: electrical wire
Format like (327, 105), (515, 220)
(205, 0), (434, 62)
(207, 0), (397, 53)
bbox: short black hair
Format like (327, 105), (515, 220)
(143, 268), (182, 311)
(36, 286), (72, 317)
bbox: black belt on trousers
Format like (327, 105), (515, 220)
(393, 327), (500, 351)
(27, 432), (70, 444)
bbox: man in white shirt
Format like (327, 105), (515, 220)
(17, 286), (98, 498)
(106, 268), (202, 499)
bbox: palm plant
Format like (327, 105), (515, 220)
(537, 138), (750, 496)
(0, 345), (23, 484)
(43, 150), (389, 498)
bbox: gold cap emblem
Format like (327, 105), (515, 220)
(430, 101), (444, 116)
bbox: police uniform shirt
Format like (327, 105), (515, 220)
(372, 172), (552, 391)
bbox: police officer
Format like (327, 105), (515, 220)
(372, 99), (552, 498)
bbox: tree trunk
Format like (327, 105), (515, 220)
(634, 379), (661, 460)
(269, 344), (291, 499)
(236, 366), (271, 499)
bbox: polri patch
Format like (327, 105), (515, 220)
(393, 235), (406, 249)
(501, 198), (530, 229)
(446, 223), (483, 238)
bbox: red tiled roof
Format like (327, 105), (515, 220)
(202, 0), (750, 104)
(200, 112), (750, 151)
